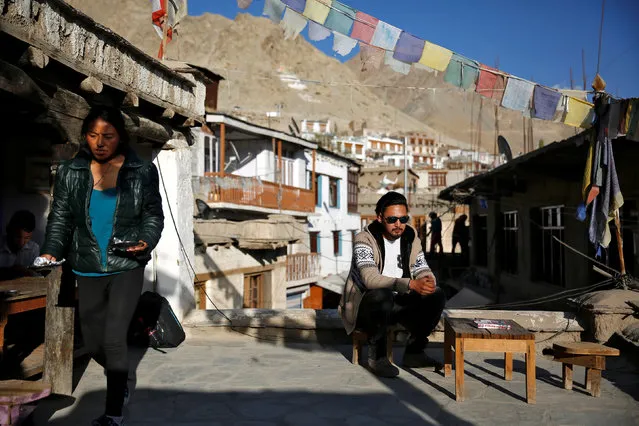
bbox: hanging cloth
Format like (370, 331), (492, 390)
(385, 51), (411, 75)
(532, 85), (562, 120)
(564, 97), (594, 128)
(444, 54), (479, 89)
(280, 8), (308, 39)
(627, 99), (639, 141)
(475, 65), (506, 101)
(393, 32), (425, 63)
(332, 32), (358, 56)
(303, 0), (331, 25)
(501, 78), (535, 112)
(418, 41), (453, 72)
(263, 0), (286, 24)
(370, 20), (401, 51)
(350, 11), (378, 43)
(308, 20), (331, 41)
(359, 43), (385, 71)
(324, 1), (356, 35)
(281, 0), (306, 13)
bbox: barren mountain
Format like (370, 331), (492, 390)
(65, 0), (575, 152)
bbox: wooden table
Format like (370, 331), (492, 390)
(0, 268), (75, 395)
(0, 278), (48, 356)
(444, 317), (536, 404)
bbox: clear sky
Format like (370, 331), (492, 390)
(187, 0), (639, 98)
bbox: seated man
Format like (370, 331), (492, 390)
(340, 192), (446, 378)
(0, 210), (42, 377)
(0, 210), (40, 280)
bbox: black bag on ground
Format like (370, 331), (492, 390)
(128, 291), (186, 348)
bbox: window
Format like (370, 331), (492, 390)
(332, 231), (341, 256)
(429, 173), (447, 187)
(351, 230), (357, 246)
(243, 273), (264, 308)
(473, 214), (488, 266)
(315, 175), (322, 207)
(328, 177), (340, 208)
(502, 211), (519, 274)
(310, 232), (320, 253)
(531, 206), (565, 286)
(347, 171), (358, 213)
(355, 145), (363, 155)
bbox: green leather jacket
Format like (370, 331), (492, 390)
(41, 148), (164, 274)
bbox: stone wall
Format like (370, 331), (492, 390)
(0, 0), (205, 117)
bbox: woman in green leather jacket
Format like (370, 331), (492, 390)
(41, 107), (163, 426)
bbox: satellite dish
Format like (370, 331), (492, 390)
(497, 135), (513, 162)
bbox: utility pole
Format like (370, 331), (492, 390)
(570, 67), (574, 90)
(582, 49), (587, 90)
(403, 136), (408, 200)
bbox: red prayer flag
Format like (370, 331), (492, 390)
(476, 64), (506, 102)
(350, 11), (378, 44)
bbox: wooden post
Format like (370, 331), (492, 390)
(455, 337), (465, 402)
(526, 341), (536, 404)
(312, 149), (316, 196)
(43, 267), (74, 396)
(219, 123), (226, 176)
(272, 137), (276, 182)
(613, 210), (626, 275)
(277, 140), (283, 183)
(160, 12), (169, 60)
(277, 140), (283, 211)
(504, 352), (513, 380)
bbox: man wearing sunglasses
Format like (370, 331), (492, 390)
(340, 191), (446, 378)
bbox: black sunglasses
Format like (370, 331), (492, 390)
(384, 215), (410, 224)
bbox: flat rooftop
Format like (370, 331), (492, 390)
(32, 329), (639, 425)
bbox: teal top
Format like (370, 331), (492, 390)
(74, 188), (120, 277)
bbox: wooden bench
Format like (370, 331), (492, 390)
(552, 342), (620, 397)
(444, 317), (536, 404)
(0, 380), (51, 425)
(352, 328), (396, 365)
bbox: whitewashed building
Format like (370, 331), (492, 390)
(192, 114), (322, 310)
(306, 148), (361, 284)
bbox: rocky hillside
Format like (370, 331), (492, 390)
(65, 0), (576, 152)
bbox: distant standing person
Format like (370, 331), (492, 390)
(0, 210), (40, 280)
(452, 214), (469, 258)
(427, 212), (443, 255)
(340, 192), (446, 378)
(40, 107), (164, 426)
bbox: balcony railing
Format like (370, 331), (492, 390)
(203, 173), (315, 213)
(286, 253), (320, 284)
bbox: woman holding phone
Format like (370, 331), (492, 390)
(41, 107), (163, 426)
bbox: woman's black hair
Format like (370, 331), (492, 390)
(80, 106), (130, 149)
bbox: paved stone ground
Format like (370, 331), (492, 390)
(31, 329), (639, 425)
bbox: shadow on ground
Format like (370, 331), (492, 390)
(31, 388), (472, 425)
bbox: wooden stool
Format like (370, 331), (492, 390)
(352, 328), (395, 365)
(0, 380), (51, 425)
(552, 342), (620, 398)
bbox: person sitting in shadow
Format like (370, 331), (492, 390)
(0, 210), (40, 281)
(0, 210), (45, 378)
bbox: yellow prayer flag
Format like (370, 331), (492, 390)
(303, 0), (332, 25)
(418, 41), (453, 72)
(564, 97), (594, 128)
